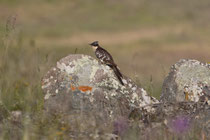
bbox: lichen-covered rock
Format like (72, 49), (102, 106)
(161, 59), (210, 103)
(41, 54), (158, 118)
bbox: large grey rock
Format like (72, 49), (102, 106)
(161, 59), (210, 103)
(41, 54), (158, 118)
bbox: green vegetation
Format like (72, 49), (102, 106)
(0, 0), (210, 139)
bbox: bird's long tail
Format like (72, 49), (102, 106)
(112, 65), (124, 85)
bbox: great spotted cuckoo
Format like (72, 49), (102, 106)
(89, 41), (124, 85)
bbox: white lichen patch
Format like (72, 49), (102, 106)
(122, 79), (127, 85)
(57, 55), (94, 85)
(90, 65), (100, 82)
(42, 82), (51, 89)
(110, 91), (117, 97)
(44, 91), (51, 100)
(104, 92), (109, 100)
(89, 95), (95, 102)
(109, 110), (113, 118)
(42, 78), (49, 83)
(97, 72), (122, 90)
(132, 86), (137, 91)
(175, 60), (210, 86)
(184, 82), (206, 102)
(144, 105), (156, 113)
(131, 92), (138, 103)
(110, 78), (122, 89)
(140, 89), (159, 106)
(129, 88), (159, 112)
(57, 62), (73, 74)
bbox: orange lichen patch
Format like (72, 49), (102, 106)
(184, 92), (189, 101)
(78, 86), (92, 92)
(70, 84), (76, 91)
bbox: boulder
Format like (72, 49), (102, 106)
(161, 59), (210, 103)
(41, 54), (159, 118)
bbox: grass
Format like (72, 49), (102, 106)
(0, 0), (210, 139)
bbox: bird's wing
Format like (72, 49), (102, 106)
(95, 47), (114, 62)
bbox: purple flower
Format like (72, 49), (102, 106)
(169, 115), (191, 134)
(113, 117), (129, 136)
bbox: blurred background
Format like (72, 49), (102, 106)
(1, 0), (210, 101)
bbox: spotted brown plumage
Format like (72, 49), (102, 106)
(89, 41), (124, 85)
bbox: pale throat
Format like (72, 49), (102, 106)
(92, 46), (98, 51)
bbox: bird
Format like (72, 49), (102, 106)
(89, 41), (124, 85)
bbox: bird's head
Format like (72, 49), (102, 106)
(89, 41), (100, 51)
(89, 41), (99, 47)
